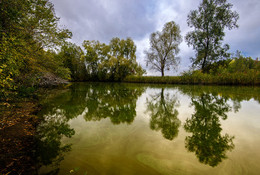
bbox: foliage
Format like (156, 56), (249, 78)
(185, 0), (239, 72)
(226, 52), (259, 73)
(57, 42), (85, 81)
(83, 37), (145, 81)
(0, 35), (21, 98)
(125, 54), (260, 86)
(0, 0), (71, 100)
(124, 73), (260, 85)
(124, 75), (181, 84)
(145, 21), (182, 77)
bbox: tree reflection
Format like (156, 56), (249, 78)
(40, 83), (145, 125)
(35, 83), (145, 173)
(184, 93), (234, 167)
(177, 85), (260, 114)
(36, 109), (75, 174)
(146, 88), (181, 140)
(83, 83), (145, 125)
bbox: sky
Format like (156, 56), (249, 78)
(50, 0), (260, 75)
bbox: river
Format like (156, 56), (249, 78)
(37, 83), (260, 174)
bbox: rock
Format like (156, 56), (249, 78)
(38, 72), (69, 87)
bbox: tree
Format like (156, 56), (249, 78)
(185, 0), (239, 73)
(110, 37), (137, 60)
(145, 21), (182, 77)
(0, 0), (72, 99)
(227, 51), (256, 73)
(58, 42), (85, 81)
(107, 37), (145, 80)
(83, 37), (145, 81)
(83, 40), (108, 79)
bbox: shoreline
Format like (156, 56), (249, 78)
(122, 75), (260, 86)
(0, 98), (40, 174)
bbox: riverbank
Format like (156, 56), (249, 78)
(123, 72), (260, 85)
(0, 83), (71, 174)
(0, 98), (40, 174)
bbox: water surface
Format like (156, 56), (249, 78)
(37, 83), (260, 174)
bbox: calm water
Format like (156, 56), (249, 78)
(37, 83), (260, 175)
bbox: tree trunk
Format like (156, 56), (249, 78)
(161, 69), (164, 77)
(202, 57), (206, 73)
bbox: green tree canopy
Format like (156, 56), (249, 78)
(185, 0), (239, 73)
(145, 21), (182, 77)
(57, 42), (85, 81)
(83, 37), (145, 81)
(0, 0), (72, 99)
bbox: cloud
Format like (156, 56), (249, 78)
(51, 0), (260, 75)
(226, 0), (260, 58)
(52, 0), (157, 44)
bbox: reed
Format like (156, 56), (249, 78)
(123, 71), (260, 85)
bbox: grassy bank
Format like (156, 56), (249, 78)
(123, 72), (260, 85)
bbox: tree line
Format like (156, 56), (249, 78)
(1, 0), (259, 100)
(0, 0), (145, 100)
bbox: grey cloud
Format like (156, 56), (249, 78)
(226, 0), (260, 58)
(52, 0), (157, 44)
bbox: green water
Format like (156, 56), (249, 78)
(37, 83), (260, 174)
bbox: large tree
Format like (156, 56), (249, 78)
(83, 37), (145, 81)
(145, 21), (182, 77)
(58, 42), (85, 81)
(185, 0), (239, 73)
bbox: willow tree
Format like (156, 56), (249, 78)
(185, 0), (239, 72)
(145, 21), (182, 77)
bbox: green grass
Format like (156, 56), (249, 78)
(123, 72), (260, 85)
